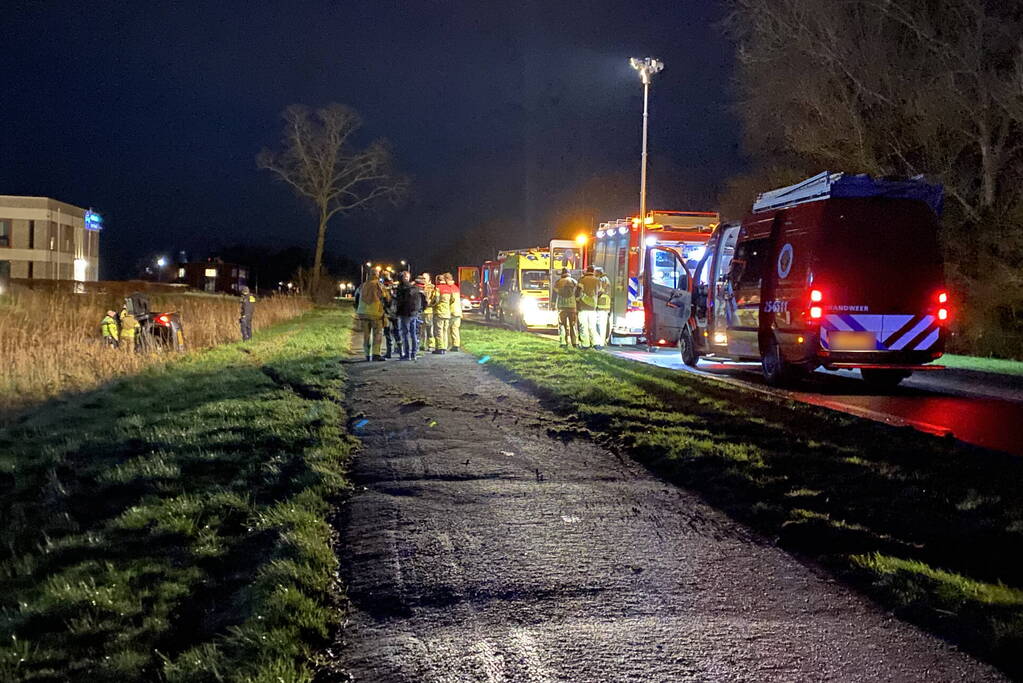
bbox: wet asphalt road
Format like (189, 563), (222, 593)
(326, 350), (1002, 682)
(469, 318), (1023, 456)
(608, 348), (1023, 456)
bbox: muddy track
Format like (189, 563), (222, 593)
(319, 351), (1002, 682)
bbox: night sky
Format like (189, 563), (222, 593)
(2, 1), (742, 278)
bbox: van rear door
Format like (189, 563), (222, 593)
(726, 234), (771, 358)
(642, 246), (693, 345)
(815, 198), (944, 353)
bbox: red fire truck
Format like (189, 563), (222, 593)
(588, 210), (719, 343)
(649, 172), (949, 386)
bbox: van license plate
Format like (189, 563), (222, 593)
(829, 331), (877, 351)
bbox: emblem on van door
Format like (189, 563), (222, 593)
(777, 243), (794, 279)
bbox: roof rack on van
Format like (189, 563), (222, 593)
(752, 171), (943, 216)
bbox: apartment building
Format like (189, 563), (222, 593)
(0, 195), (100, 281)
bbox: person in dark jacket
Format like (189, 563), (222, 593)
(382, 274), (402, 358)
(394, 271), (425, 360)
(239, 286), (256, 341)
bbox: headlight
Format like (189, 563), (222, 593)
(519, 297), (538, 313)
(625, 309), (645, 329)
(462, 298), (471, 308)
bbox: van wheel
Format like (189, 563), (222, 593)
(861, 369), (911, 388)
(678, 327), (698, 367)
(762, 337), (802, 386)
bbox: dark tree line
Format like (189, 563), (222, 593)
(724, 0), (1023, 357)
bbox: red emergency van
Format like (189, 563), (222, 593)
(676, 172), (950, 386)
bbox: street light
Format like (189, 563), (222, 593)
(156, 256), (168, 282)
(629, 56), (664, 273)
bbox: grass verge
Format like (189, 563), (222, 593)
(0, 306), (355, 682)
(941, 353), (1023, 376)
(462, 322), (1023, 677)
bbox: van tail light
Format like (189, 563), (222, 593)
(156, 314), (172, 326)
(936, 290), (951, 324)
(807, 287), (824, 321)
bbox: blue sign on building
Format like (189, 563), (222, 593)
(84, 210), (103, 232)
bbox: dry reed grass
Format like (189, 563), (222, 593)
(0, 286), (311, 416)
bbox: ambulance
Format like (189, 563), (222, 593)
(676, 172), (950, 386)
(589, 210), (718, 342)
(484, 240), (584, 330)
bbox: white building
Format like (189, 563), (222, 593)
(0, 195), (101, 281)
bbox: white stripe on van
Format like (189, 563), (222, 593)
(914, 327), (939, 351)
(889, 316), (933, 350)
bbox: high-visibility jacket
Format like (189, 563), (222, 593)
(422, 282), (437, 314)
(450, 284), (463, 318)
(355, 280), (386, 320)
(434, 283), (454, 319)
(101, 315), (119, 341)
(596, 276), (612, 310)
(577, 273), (601, 311)
(552, 276), (578, 310)
(118, 310), (140, 340)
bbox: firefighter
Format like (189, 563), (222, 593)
(577, 265), (602, 349)
(447, 273), (463, 352)
(419, 273), (437, 351)
(101, 309), (119, 348)
(432, 272), (453, 354)
(552, 268), (579, 348)
(354, 276), (387, 361)
(239, 286), (256, 341)
(416, 273), (435, 351)
(594, 266), (611, 348)
(118, 305), (140, 353)
(382, 274), (402, 359)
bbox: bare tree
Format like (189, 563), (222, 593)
(258, 104), (406, 293)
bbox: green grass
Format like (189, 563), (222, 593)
(941, 353), (1023, 376)
(462, 322), (1023, 678)
(0, 307), (355, 682)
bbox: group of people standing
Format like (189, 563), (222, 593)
(100, 305), (141, 351)
(551, 265), (612, 349)
(354, 270), (463, 361)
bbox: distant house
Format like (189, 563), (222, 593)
(0, 195), (101, 281)
(176, 259), (249, 294)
